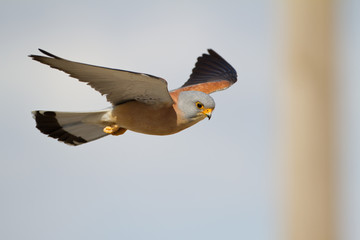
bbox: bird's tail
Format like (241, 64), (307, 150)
(31, 110), (115, 146)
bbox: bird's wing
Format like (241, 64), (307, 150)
(175, 49), (237, 94)
(30, 49), (174, 107)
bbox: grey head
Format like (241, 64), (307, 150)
(177, 91), (215, 122)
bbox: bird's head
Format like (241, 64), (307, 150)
(177, 91), (215, 122)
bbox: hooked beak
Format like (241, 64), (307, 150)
(202, 108), (213, 120)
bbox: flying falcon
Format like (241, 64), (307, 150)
(30, 49), (237, 145)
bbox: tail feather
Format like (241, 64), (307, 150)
(32, 110), (111, 146)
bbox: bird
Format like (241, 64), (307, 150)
(30, 49), (237, 146)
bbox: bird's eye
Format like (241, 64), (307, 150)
(196, 102), (204, 109)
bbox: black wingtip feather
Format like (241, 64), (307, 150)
(38, 49), (62, 59)
(29, 49), (63, 60)
(207, 49), (218, 57)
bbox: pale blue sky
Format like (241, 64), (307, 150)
(0, 1), (359, 240)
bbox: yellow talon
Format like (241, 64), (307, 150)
(103, 125), (119, 134)
(103, 125), (126, 135)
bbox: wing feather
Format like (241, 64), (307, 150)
(179, 49), (237, 94)
(30, 49), (173, 106)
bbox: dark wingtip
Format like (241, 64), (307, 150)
(207, 49), (225, 61)
(29, 49), (62, 59)
(207, 49), (215, 54)
(38, 49), (62, 59)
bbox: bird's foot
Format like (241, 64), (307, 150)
(104, 125), (119, 134)
(103, 125), (127, 136)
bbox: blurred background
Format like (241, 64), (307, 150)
(0, 0), (359, 240)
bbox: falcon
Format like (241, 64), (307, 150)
(30, 49), (237, 145)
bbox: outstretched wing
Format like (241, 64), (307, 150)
(30, 49), (174, 107)
(176, 49), (237, 94)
